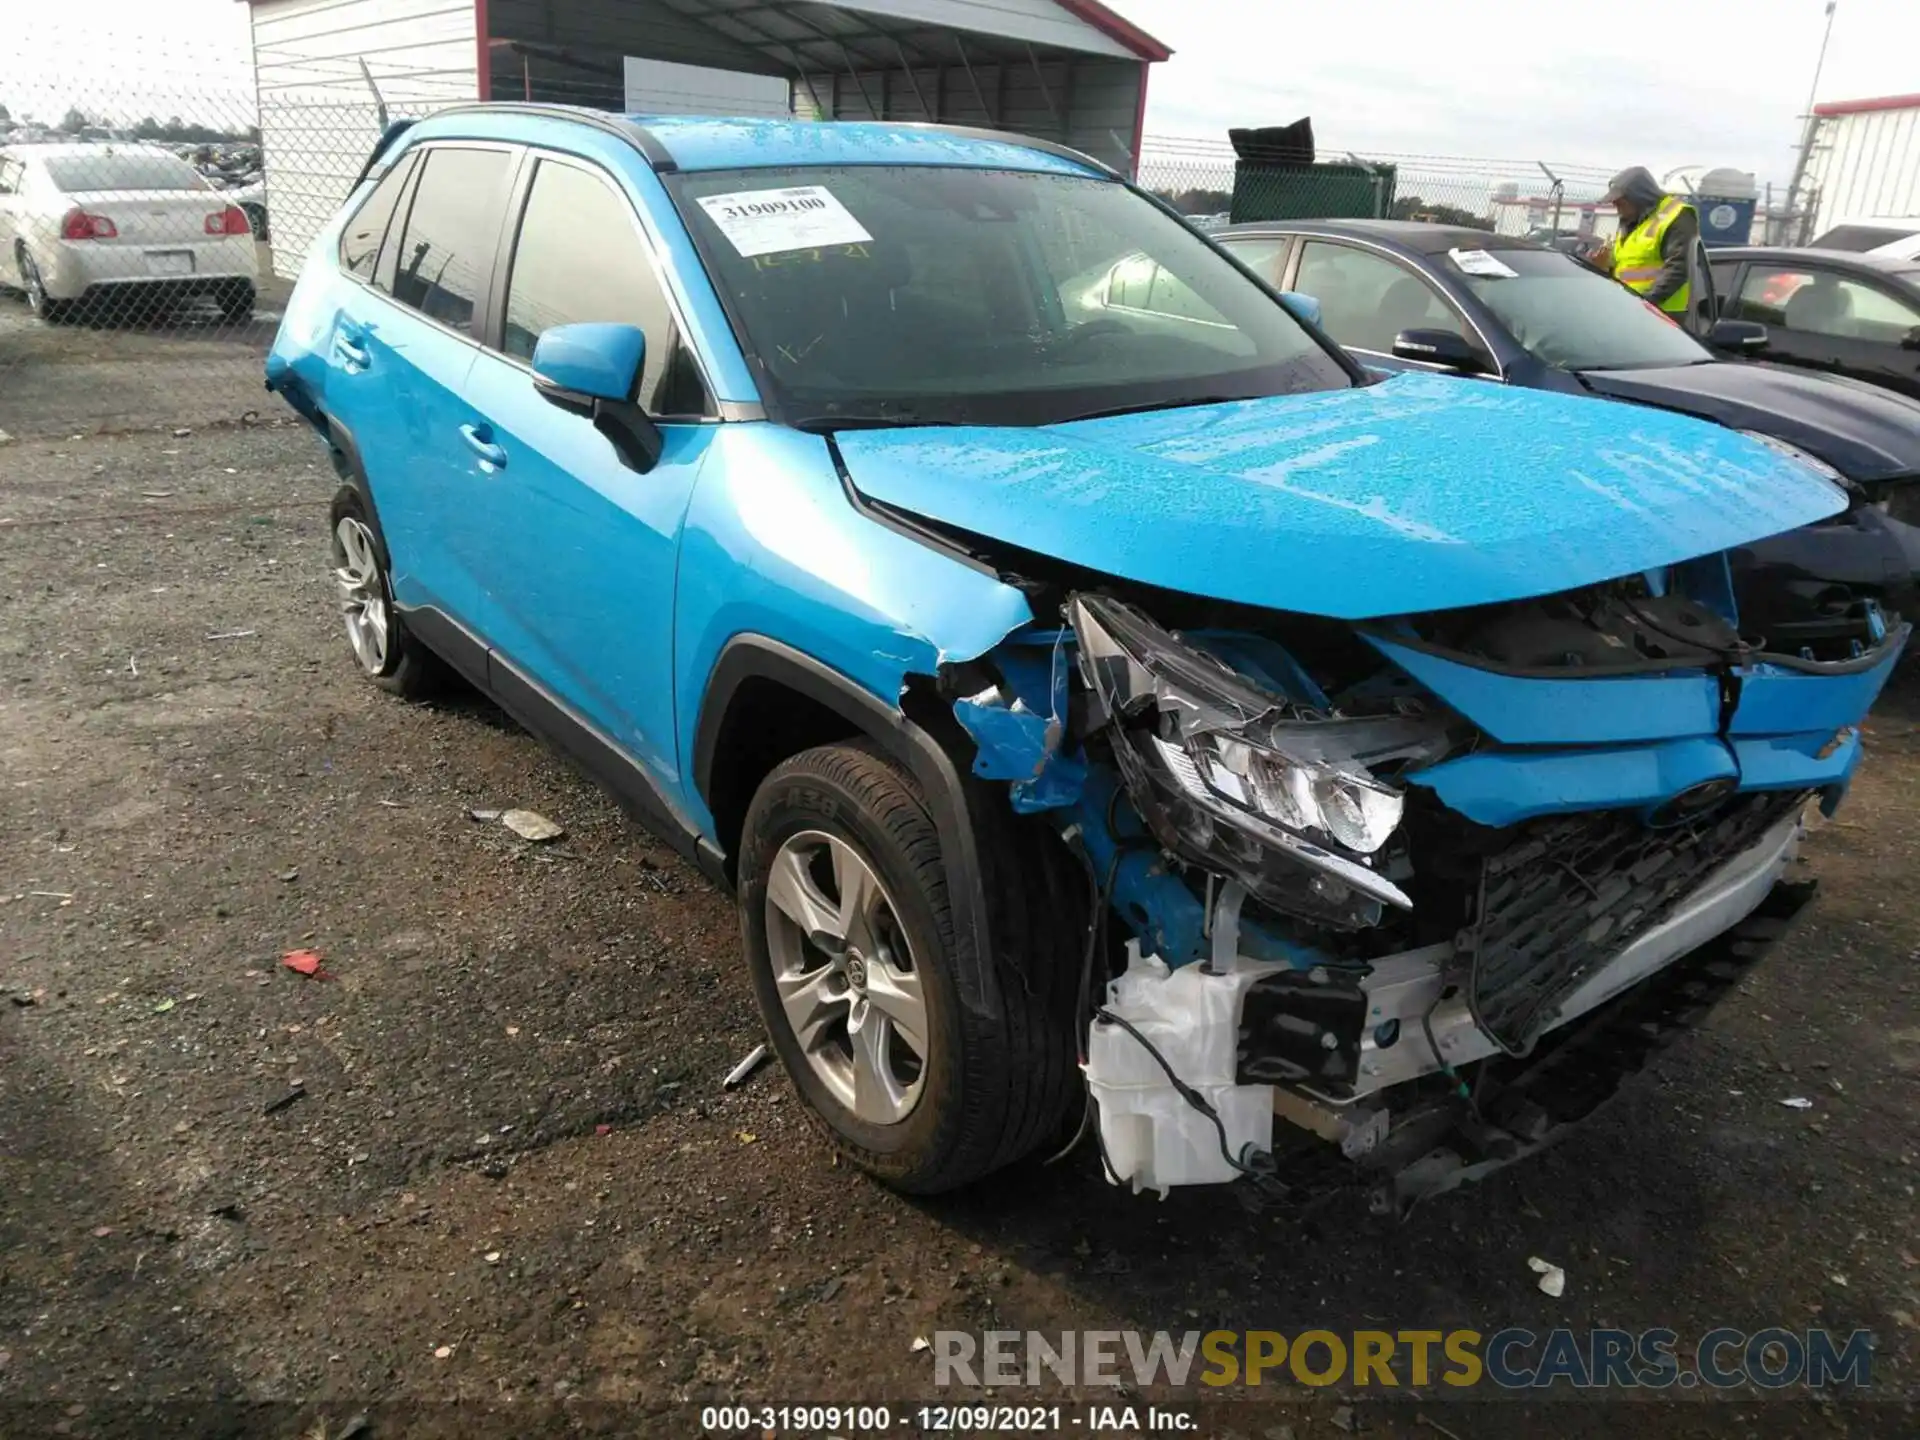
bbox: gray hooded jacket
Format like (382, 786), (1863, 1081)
(1604, 165), (1700, 311)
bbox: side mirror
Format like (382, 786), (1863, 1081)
(1278, 290), (1322, 328)
(533, 321), (645, 402)
(1391, 327), (1490, 373)
(1707, 319), (1769, 355)
(531, 322), (662, 472)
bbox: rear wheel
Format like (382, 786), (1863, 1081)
(739, 742), (1081, 1193)
(328, 485), (444, 699)
(218, 281), (255, 324)
(19, 249), (71, 324)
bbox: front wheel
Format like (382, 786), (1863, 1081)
(738, 743), (1081, 1193)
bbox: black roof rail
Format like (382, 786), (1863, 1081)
(886, 122), (1121, 181)
(395, 103), (1114, 181)
(415, 102), (678, 172)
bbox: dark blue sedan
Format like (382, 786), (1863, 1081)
(1208, 219), (1920, 646)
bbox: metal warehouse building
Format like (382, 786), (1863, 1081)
(1803, 91), (1920, 238)
(242, 0), (1169, 276)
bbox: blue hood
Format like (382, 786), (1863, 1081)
(836, 372), (1848, 619)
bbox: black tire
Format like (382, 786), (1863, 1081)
(242, 204), (269, 243)
(327, 484), (445, 700)
(219, 281), (255, 324)
(739, 742), (1083, 1193)
(19, 249), (72, 324)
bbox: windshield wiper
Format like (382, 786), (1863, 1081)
(1053, 394), (1252, 425)
(786, 413), (964, 434)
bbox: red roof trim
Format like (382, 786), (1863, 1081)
(1051, 0), (1172, 61)
(1814, 92), (1920, 117)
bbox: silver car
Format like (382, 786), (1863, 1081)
(0, 143), (259, 322)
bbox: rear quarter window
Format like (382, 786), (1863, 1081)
(338, 152), (418, 282)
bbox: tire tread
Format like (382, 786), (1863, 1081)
(744, 742), (1082, 1193)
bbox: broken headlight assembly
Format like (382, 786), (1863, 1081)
(1069, 594), (1455, 930)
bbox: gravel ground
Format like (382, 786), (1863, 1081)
(1, 290), (1917, 1439)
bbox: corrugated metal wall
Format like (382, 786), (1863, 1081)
(817, 0), (1133, 57)
(250, 0), (479, 276)
(623, 58), (793, 117)
(487, 0), (796, 86)
(1809, 105), (1920, 234)
(794, 58), (1141, 174)
(485, 0), (1144, 173)
(247, 0), (1151, 276)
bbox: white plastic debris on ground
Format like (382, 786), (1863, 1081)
(1084, 944), (1280, 1196)
(1528, 1256), (1568, 1297)
(501, 809), (564, 842)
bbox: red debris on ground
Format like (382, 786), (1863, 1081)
(280, 949), (335, 981)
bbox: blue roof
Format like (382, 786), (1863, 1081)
(625, 116), (1104, 177)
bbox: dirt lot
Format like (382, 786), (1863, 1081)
(1, 292), (1917, 1440)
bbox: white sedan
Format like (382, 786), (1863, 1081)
(0, 143), (258, 323)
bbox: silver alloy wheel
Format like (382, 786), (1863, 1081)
(330, 515), (390, 674)
(21, 252), (48, 314)
(764, 829), (929, 1125)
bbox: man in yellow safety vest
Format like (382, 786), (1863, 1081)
(1593, 166), (1700, 320)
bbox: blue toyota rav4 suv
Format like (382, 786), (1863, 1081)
(267, 106), (1907, 1209)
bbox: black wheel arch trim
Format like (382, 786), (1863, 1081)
(695, 634), (1003, 1016)
(325, 414), (368, 494)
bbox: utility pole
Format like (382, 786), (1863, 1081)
(1537, 161), (1564, 236)
(1783, 0), (1838, 244)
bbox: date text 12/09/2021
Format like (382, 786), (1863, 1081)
(699, 1405), (1200, 1433)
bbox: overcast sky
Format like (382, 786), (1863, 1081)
(1114, 0), (1920, 184)
(7, 0), (1919, 188)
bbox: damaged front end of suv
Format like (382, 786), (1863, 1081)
(938, 531), (1906, 1212)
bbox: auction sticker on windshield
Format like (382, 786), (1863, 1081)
(695, 185), (873, 258)
(1448, 248), (1518, 279)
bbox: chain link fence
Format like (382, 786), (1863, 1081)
(1137, 137), (1624, 237)
(0, 58), (1715, 431)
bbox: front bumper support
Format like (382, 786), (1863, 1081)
(1332, 808), (1802, 1102)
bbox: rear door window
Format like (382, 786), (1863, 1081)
(1106, 253), (1158, 309)
(1219, 235), (1295, 288)
(339, 152), (417, 282)
(1737, 265), (1920, 342)
(1293, 241), (1466, 354)
(499, 157), (711, 415)
(387, 147), (516, 334)
(1101, 253), (1230, 326)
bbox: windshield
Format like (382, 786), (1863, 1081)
(671, 165), (1350, 427)
(1455, 247), (1711, 371)
(44, 151), (208, 193)
(1812, 223), (1917, 253)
